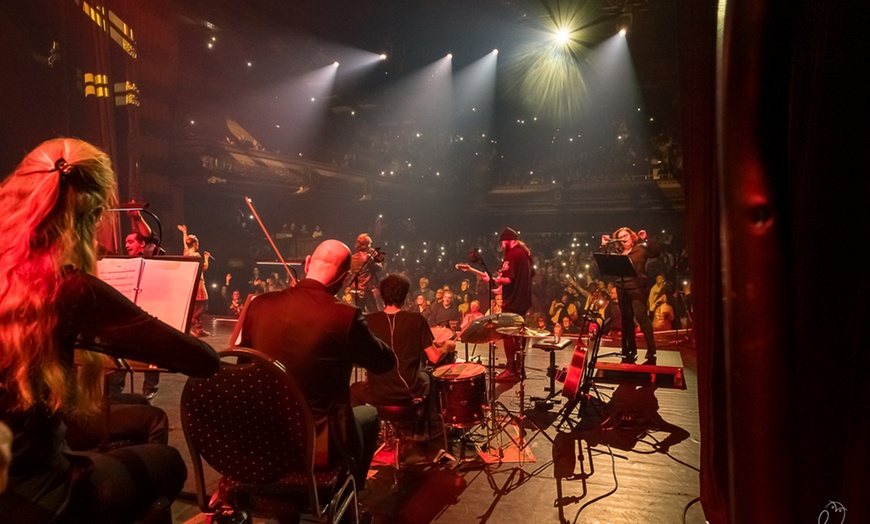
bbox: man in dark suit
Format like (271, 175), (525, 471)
(240, 239), (394, 487)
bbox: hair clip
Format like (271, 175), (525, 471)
(54, 158), (75, 182)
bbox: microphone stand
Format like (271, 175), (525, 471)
(348, 248), (381, 382)
(477, 250), (532, 460)
(107, 206), (164, 255)
(475, 251), (494, 364)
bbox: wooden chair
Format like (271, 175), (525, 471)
(180, 347), (358, 524)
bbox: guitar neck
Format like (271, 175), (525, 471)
(455, 263), (488, 280)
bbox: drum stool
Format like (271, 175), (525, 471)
(374, 399), (425, 483)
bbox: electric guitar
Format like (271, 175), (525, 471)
(454, 263), (489, 280)
(455, 263), (503, 296)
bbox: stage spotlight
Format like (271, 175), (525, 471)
(493, 49), (499, 54)
(555, 27), (571, 44)
(617, 12), (632, 35)
(446, 53), (453, 59)
(379, 53), (387, 61)
(333, 61), (339, 67)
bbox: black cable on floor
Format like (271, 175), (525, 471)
(571, 442), (619, 524)
(682, 496), (701, 524)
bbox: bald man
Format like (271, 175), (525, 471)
(240, 239), (394, 487)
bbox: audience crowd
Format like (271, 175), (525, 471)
(214, 229), (692, 336)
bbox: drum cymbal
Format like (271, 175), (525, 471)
(458, 312), (524, 343)
(495, 326), (550, 338)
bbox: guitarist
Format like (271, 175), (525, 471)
(482, 227), (534, 382)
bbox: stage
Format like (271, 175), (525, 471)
(150, 318), (705, 523)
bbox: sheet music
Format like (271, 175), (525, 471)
(97, 256), (202, 333)
(96, 257), (142, 303)
(136, 259), (201, 332)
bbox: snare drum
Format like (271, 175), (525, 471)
(432, 362), (487, 427)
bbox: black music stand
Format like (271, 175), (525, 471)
(592, 253), (637, 281)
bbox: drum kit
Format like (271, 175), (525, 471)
(429, 313), (554, 461)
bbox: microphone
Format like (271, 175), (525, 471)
(605, 238), (625, 243)
(204, 252), (216, 261)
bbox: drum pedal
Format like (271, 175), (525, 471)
(434, 449), (459, 469)
(536, 400), (555, 410)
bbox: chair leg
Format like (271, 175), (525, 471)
(393, 428), (401, 485)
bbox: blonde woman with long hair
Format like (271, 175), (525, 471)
(0, 138), (219, 523)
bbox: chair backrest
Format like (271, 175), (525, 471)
(181, 347), (314, 485)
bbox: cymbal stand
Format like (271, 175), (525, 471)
(483, 332), (554, 460)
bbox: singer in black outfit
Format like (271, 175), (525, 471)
(600, 227), (661, 362)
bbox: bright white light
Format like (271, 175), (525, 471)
(619, 28), (627, 36)
(333, 61), (339, 67)
(492, 49), (499, 54)
(247, 62), (252, 67)
(379, 54), (387, 61)
(446, 53), (453, 59)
